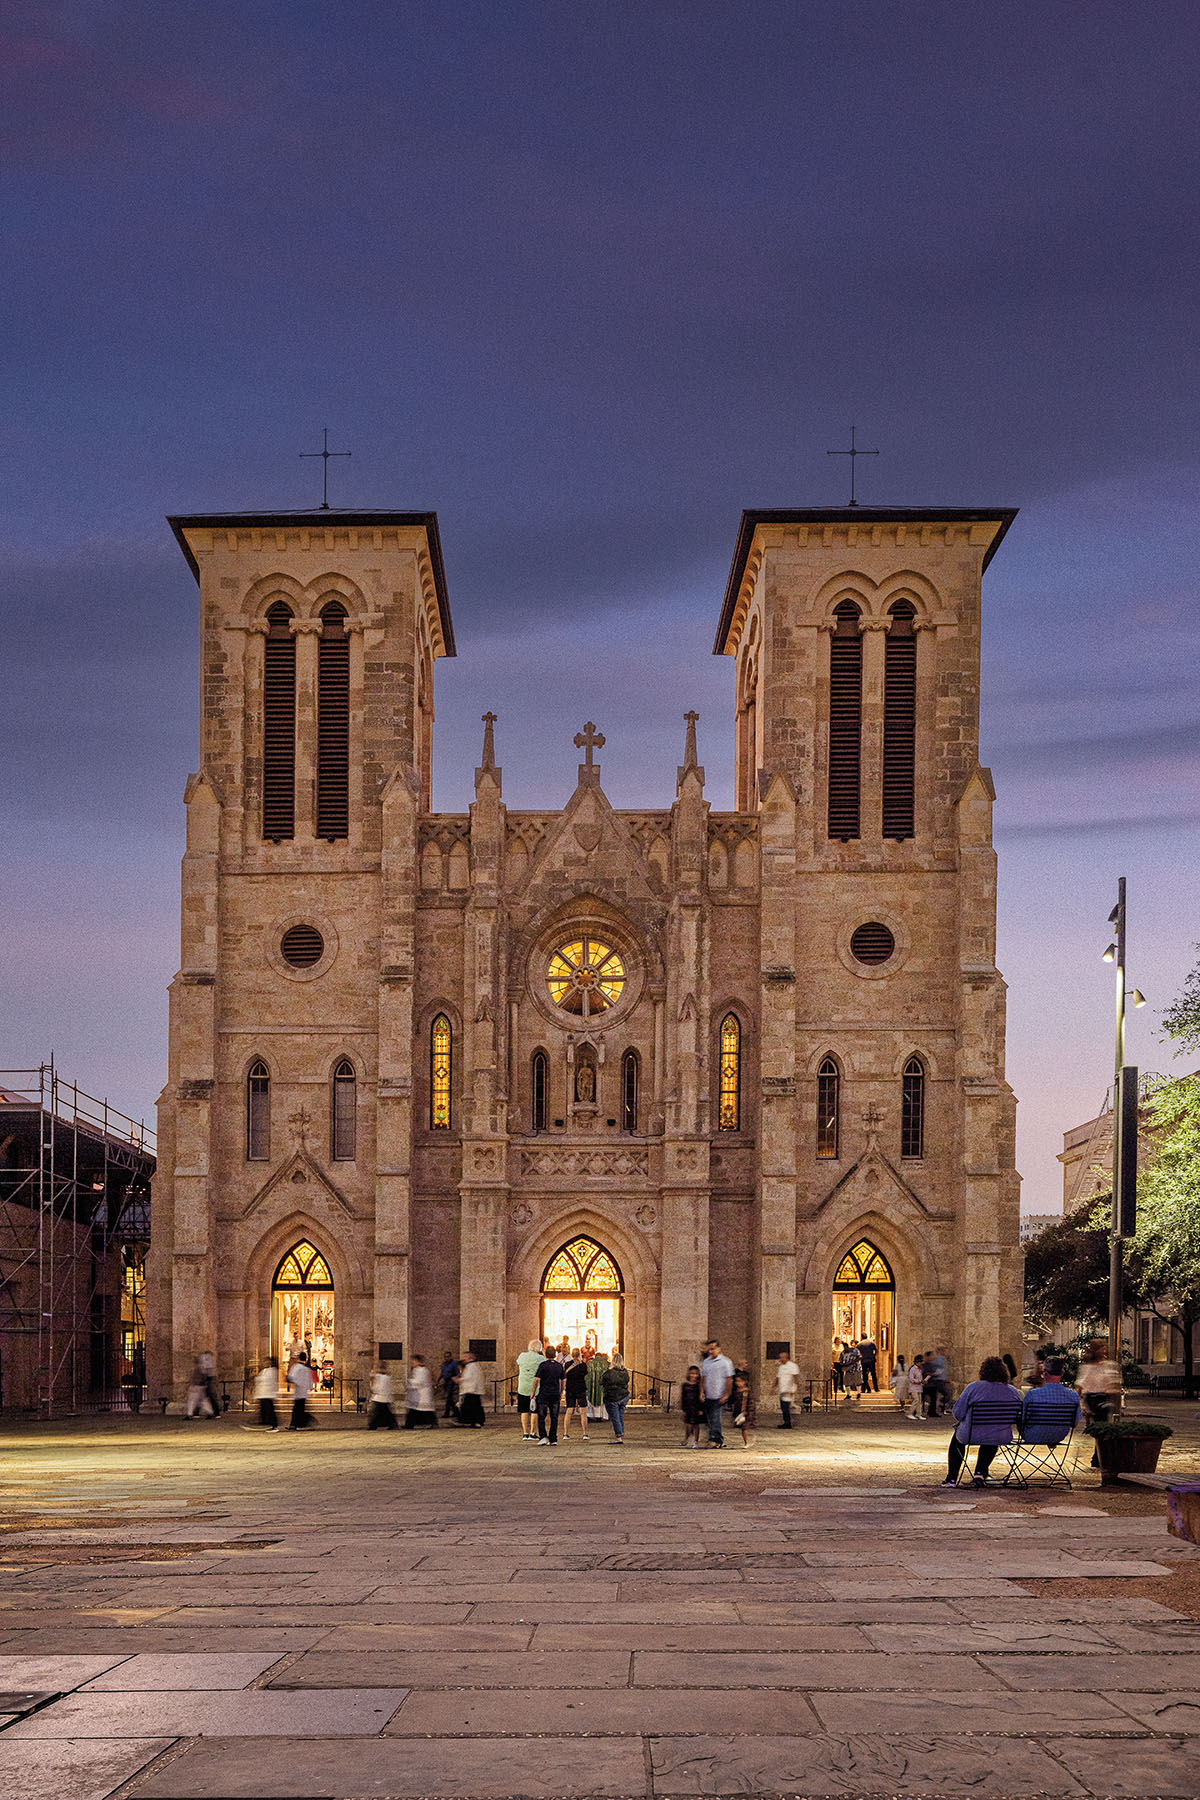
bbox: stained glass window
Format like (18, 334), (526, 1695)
(540, 1236), (624, 1294)
(273, 1241), (333, 1288)
(816, 1056), (839, 1158)
(431, 1014), (452, 1129)
(718, 1014), (740, 1131)
(833, 1239), (894, 1290)
(546, 937), (626, 1016)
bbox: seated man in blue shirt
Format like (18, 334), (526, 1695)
(1020, 1356), (1085, 1443)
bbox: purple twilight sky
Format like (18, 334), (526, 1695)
(2, 2), (1198, 1214)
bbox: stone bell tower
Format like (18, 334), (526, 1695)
(146, 510), (454, 1397)
(715, 506), (1022, 1377)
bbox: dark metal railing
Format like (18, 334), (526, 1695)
(487, 1368), (674, 1414)
(225, 1376), (365, 1415)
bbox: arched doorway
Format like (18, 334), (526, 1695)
(540, 1235), (624, 1357)
(831, 1238), (895, 1385)
(272, 1240), (335, 1396)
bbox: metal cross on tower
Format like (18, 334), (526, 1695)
(300, 427), (352, 509)
(826, 425), (879, 507)
(574, 721), (605, 765)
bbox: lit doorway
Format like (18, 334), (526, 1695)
(831, 1239), (895, 1387)
(272, 1240), (336, 1400)
(540, 1236), (624, 1356)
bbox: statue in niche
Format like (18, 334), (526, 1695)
(575, 1061), (596, 1104)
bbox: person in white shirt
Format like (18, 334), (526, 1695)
(775, 1352), (800, 1429)
(404, 1354), (438, 1428)
(286, 1353), (314, 1430)
(515, 1340), (543, 1440)
(455, 1350), (487, 1427)
(368, 1364), (399, 1430)
(253, 1356), (279, 1430)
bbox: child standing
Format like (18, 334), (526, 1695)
(731, 1365), (756, 1447)
(907, 1354), (926, 1421)
(680, 1365), (703, 1448)
(889, 1354), (908, 1411)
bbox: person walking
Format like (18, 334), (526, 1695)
(701, 1340), (733, 1447)
(199, 1349), (221, 1418)
(927, 1346), (951, 1417)
(516, 1340), (543, 1441)
(841, 1339), (862, 1401)
(368, 1363), (399, 1429)
(186, 1355), (214, 1418)
(732, 1364), (756, 1447)
(680, 1364), (703, 1448)
(775, 1350), (800, 1428)
(602, 1351), (631, 1443)
(890, 1354), (908, 1411)
(404, 1354), (438, 1428)
(533, 1346), (564, 1445)
(562, 1351), (589, 1441)
(1077, 1339), (1122, 1467)
(830, 1337), (845, 1398)
(455, 1350), (487, 1427)
(859, 1336), (879, 1393)
(439, 1351), (461, 1420)
(253, 1355), (279, 1429)
(286, 1351), (315, 1429)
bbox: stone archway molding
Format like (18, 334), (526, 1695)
(509, 1204), (659, 1299)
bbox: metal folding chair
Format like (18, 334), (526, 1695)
(993, 1398), (1080, 1489)
(951, 1400), (1023, 1485)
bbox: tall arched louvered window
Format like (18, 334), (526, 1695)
(246, 1060), (270, 1161)
(883, 601), (917, 840)
(621, 1049), (639, 1133)
(828, 602), (862, 840)
(901, 1056), (925, 1159)
(816, 1057), (840, 1159)
(531, 1050), (548, 1132)
(331, 1058), (356, 1160)
(430, 1014), (452, 1130)
(262, 603), (296, 841)
(316, 601), (350, 840)
(718, 1014), (741, 1131)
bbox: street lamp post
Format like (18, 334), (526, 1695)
(1104, 877), (1146, 1362)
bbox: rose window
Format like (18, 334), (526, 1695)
(547, 937), (626, 1017)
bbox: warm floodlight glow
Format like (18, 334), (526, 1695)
(1102, 943), (1117, 963)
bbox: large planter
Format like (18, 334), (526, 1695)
(1092, 1429), (1169, 1486)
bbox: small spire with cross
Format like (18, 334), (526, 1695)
(480, 712), (497, 771)
(300, 426), (352, 509)
(574, 721), (605, 767)
(683, 710), (699, 770)
(826, 425), (878, 507)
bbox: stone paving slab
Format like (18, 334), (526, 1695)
(78, 1650), (284, 1688)
(861, 1619), (1121, 1653)
(315, 1624), (536, 1650)
(647, 1730), (1082, 1795)
(153, 1600), (475, 1625)
(470, 1599), (748, 1623)
(902, 1554), (1173, 1578)
(632, 1650), (994, 1689)
(5, 1686), (406, 1737)
(130, 1735), (649, 1796)
(1051, 1734), (1200, 1795)
(386, 1685), (822, 1736)
(0, 1653), (129, 1691)
(985, 1650), (1200, 1689)
(808, 1576), (1023, 1599)
(0, 1627), (330, 1655)
(272, 1648), (631, 1689)
(0, 1735), (173, 1800)
(1104, 1691), (1200, 1731)
(807, 1687), (1135, 1734)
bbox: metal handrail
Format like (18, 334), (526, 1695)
(227, 1375), (365, 1414)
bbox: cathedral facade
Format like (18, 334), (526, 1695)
(146, 504), (1022, 1401)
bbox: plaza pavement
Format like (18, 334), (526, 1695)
(1, 1396), (1199, 1799)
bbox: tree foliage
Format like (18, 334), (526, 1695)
(1161, 944), (1200, 1054)
(1129, 1068), (1200, 1386)
(1023, 1204), (1111, 1340)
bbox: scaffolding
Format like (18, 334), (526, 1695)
(0, 1059), (155, 1416)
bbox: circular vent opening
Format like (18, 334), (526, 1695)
(850, 921), (895, 966)
(281, 925), (325, 968)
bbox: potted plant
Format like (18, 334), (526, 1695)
(1086, 1417), (1173, 1484)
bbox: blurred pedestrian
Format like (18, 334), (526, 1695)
(439, 1350), (460, 1419)
(732, 1364), (756, 1446)
(841, 1340), (862, 1401)
(907, 1354), (927, 1421)
(859, 1336), (879, 1393)
(602, 1351), (631, 1443)
(199, 1349), (221, 1418)
(253, 1355), (279, 1429)
(775, 1349), (799, 1428)
(404, 1354), (438, 1427)
(286, 1351), (315, 1429)
(562, 1350), (589, 1441)
(680, 1364), (703, 1448)
(890, 1354), (908, 1411)
(186, 1356), (213, 1418)
(455, 1349), (487, 1427)
(368, 1363), (399, 1429)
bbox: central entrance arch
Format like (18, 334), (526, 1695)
(832, 1238), (895, 1383)
(272, 1240), (335, 1394)
(540, 1235), (624, 1356)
